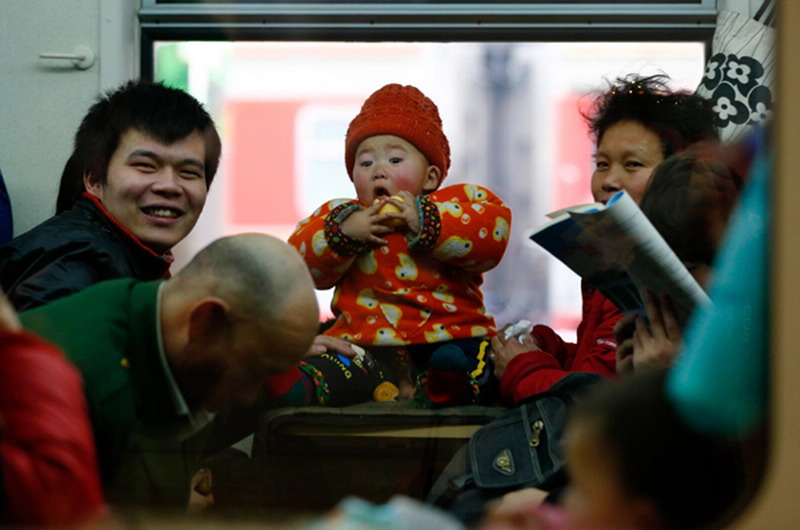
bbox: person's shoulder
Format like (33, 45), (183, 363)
(0, 225), (134, 309)
(20, 278), (140, 320)
(0, 215), (61, 256)
(55, 277), (141, 304)
(18, 279), (144, 388)
(2, 202), (113, 255)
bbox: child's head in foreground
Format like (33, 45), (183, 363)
(639, 142), (743, 288)
(345, 84), (450, 206)
(584, 74), (719, 204)
(563, 369), (745, 530)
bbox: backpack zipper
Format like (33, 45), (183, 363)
(529, 419), (545, 447)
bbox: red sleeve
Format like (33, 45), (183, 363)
(288, 199), (359, 290)
(498, 288), (621, 406)
(563, 289), (621, 377)
(427, 184), (512, 272)
(499, 349), (571, 405)
(530, 324), (576, 366)
(0, 331), (105, 526)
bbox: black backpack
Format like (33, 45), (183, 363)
(426, 372), (606, 526)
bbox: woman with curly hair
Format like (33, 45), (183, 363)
(491, 74), (719, 405)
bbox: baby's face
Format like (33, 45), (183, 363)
(351, 134), (440, 205)
(563, 421), (657, 529)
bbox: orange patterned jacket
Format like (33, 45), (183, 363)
(289, 183), (512, 346)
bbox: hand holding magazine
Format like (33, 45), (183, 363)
(528, 191), (710, 327)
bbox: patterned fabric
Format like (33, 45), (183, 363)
(695, 9), (775, 143)
(324, 202), (368, 257)
(718, 0), (774, 26)
(407, 194), (441, 251)
(288, 183), (511, 346)
(298, 361), (331, 406)
(751, 0), (775, 26)
(345, 84), (451, 181)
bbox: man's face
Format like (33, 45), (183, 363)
(85, 128), (208, 254)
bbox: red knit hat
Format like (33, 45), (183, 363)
(345, 84), (451, 184)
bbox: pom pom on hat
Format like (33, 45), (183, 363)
(345, 84), (451, 184)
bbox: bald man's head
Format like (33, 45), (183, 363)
(163, 234), (319, 411)
(176, 233), (316, 319)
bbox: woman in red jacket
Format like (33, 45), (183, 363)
(491, 74), (720, 405)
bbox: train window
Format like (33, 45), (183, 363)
(138, 2), (712, 521)
(149, 40), (705, 332)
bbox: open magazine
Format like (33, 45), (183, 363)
(528, 190), (710, 327)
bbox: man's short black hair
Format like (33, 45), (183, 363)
(56, 80), (221, 214)
(584, 74), (719, 158)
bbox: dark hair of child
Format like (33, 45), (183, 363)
(584, 74), (719, 157)
(569, 369), (747, 530)
(639, 142), (743, 267)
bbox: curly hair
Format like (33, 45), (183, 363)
(584, 74), (719, 158)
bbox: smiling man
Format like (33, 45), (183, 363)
(0, 80), (221, 310)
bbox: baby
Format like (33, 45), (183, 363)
(289, 83), (512, 407)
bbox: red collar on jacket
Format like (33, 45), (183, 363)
(81, 192), (175, 267)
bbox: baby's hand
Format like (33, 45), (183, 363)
(378, 191), (420, 233)
(340, 201), (395, 245)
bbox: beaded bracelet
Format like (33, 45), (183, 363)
(407, 194), (441, 250)
(324, 202), (369, 257)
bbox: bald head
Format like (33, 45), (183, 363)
(175, 233), (317, 322)
(162, 234), (319, 411)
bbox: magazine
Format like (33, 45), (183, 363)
(528, 190), (710, 327)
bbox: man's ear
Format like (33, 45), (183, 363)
(188, 298), (230, 343)
(422, 165), (442, 192)
(83, 171), (103, 199)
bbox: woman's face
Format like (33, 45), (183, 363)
(591, 120), (665, 204)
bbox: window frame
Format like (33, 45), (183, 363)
(139, 1), (716, 77)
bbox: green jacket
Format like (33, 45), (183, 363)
(20, 279), (203, 506)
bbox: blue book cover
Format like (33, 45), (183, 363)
(528, 191), (710, 327)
